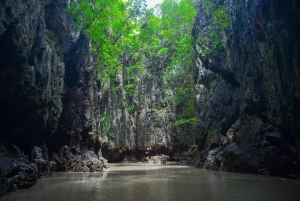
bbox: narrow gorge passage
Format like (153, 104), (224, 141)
(1, 0), (300, 199)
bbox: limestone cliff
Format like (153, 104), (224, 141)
(0, 0), (105, 195)
(192, 0), (300, 178)
(0, 0), (103, 151)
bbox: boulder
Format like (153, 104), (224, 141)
(31, 146), (50, 178)
(53, 145), (108, 172)
(0, 142), (37, 196)
(145, 154), (170, 164)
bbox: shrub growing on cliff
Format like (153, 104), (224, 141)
(158, 0), (197, 126)
(99, 113), (111, 133)
(195, 1), (231, 56)
(70, 0), (146, 93)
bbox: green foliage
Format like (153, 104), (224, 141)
(46, 43), (52, 56)
(139, 11), (161, 56)
(202, 1), (230, 29)
(127, 105), (134, 115)
(150, 107), (170, 117)
(142, 0), (197, 125)
(70, 0), (147, 92)
(124, 64), (141, 97)
(100, 113), (111, 132)
(157, 47), (169, 56)
(196, 1), (231, 55)
(172, 117), (196, 126)
(108, 133), (115, 139)
(175, 85), (194, 105)
(124, 101), (135, 115)
(70, 0), (202, 130)
(46, 29), (59, 44)
(159, 0), (196, 65)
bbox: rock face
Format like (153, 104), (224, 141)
(0, 0), (101, 151)
(192, 0), (300, 178)
(99, 50), (198, 160)
(0, 0), (107, 195)
(31, 145), (51, 178)
(53, 145), (104, 172)
(145, 155), (170, 164)
(0, 142), (38, 196)
(0, 0), (65, 150)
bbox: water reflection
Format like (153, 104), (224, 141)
(1, 164), (300, 201)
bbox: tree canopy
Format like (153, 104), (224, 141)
(70, 0), (200, 129)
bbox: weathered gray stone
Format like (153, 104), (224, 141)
(53, 145), (105, 172)
(31, 146), (51, 178)
(0, 142), (38, 196)
(145, 155), (170, 164)
(192, 0), (300, 178)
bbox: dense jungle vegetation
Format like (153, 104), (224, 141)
(70, 0), (230, 130)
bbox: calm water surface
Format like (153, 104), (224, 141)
(1, 163), (300, 201)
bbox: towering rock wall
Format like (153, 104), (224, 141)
(99, 57), (198, 161)
(0, 0), (102, 152)
(0, 0), (106, 195)
(192, 0), (300, 177)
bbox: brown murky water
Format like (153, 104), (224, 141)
(1, 163), (300, 201)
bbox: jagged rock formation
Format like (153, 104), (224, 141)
(0, 142), (38, 195)
(100, 60), (197, 161)
(145, 155), (170, 164)
(0, 0), (107, 195)
(53, 145), (105, 172)
(192, 0), (300, 178)
(0, 0), (65, 150)
(0, 0), (103, 150)
(31, 145), (52, 178)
